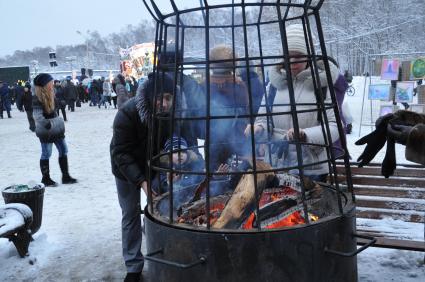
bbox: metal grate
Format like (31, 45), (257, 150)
(143, 0), (354, 231)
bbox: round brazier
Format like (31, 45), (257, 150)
(144, 205), (358, 282)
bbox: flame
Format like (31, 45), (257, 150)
(309, 214), (319, 222)
(242, 211), (320, 230)
(264, 211), (306, 229)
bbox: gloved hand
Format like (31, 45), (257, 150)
(381, 138), (396, 178)
(271, 140), (289, 159)
(387, 124), (412, 145)
(355, 113), (394, 167)
(44, 121), (52, 130)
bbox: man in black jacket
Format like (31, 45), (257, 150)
(64, 80), (78, 112)
(110, 73), (174, 282)
(54, 80), (67, 121)
(22, 82), (35, 131)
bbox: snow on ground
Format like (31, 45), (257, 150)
(0, 105), (129, 281)
(0, 77), (424, 281)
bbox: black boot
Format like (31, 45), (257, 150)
(59, 156), (77, 184)
(40, 159), (58, 187)
(7, 111), (11, 118)
(124, 272), (141, 282)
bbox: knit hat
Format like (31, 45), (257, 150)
(210, 45), (235, 74)
(164, 136), (188, 152)
(144, 73), (175, 100)
(159, 45), (183, 66)
(33, 73), (54, 87)
(286, 24), (308, 55)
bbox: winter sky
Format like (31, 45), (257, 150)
(0, 0), (231, 57)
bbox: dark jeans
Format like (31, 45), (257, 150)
(0, 99), (11, 118)
(115, 177), (144, 273)
(57, 106), (67, 121)
(26, 110), (35, 131)
(111, 96), (117, 108)
(68, 100), (75, 112)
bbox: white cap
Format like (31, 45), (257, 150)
(286, 24), (309, 55)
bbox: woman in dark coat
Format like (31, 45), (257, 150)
(112, 74), (129, 109)
(33, 73), (77, 187)
(110, 73), (174, 282)
(22, 82), (35, 132)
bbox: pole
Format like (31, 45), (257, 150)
(359, 73), (368, 137)
(86, 41), (89, 69)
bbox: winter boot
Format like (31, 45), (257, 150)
(7, 111), (11, 118)
(59, 156), (77, 184)
(40, 159), (58, 187)
(124, 272), (141, 282)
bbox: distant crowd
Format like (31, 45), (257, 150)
(0, 74), (141, 125)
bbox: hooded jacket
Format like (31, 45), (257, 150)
(255, 62), (341, 176)
(64, 81), (78, 101)
(113, 76), (129, 109)
(110, 84), (171, 186)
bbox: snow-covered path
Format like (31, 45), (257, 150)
(1, 78), (424, 281)
(0, 105), (128, 281)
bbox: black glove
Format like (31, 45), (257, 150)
(45, 121), (52, 130)
(271, 140), (289, 159)
(387, 124), (412, 145)
(381, 138), (396, 178)
(355, 113), (394, 167)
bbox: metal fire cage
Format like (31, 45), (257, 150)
(143, 0), (356, 231)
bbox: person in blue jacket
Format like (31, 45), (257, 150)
(0, 81), (12, 118)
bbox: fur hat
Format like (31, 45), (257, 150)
(210, 45), (235, 74)
(34, 73), (54, 87)
(286, 24), (308, 55)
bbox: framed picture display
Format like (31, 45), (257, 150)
(395, 81), (415, 103)
(379, 105), (399, 117)
(411, 57), (425, 80)
(368, 84), (391, 101)
(380, 59), (400, 80)
(409, 104), (425, 114)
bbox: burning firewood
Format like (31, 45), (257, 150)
(212, 161), (275, 229)
(177, 193), (232, 224)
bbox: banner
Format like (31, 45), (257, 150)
(0, 66), (30, 84)
(128, 43), (155, 78)
(120, 60), (132, 76)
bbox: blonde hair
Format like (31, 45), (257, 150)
(35, 81), (55, 113)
